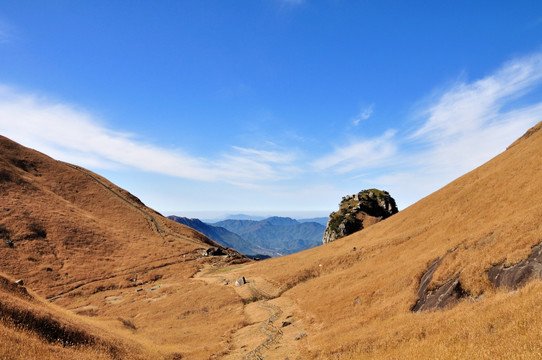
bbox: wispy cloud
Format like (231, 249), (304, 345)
(412, 54), (542, 142)
(0, 85), (298, 184)
(2, 52), (542, 211)
(407, 54), (542, 177)
(0, 29), (11, 44)
(352, 104), (374, 126)
(311, 53), (542, 208)
(312, 130), (397, 173)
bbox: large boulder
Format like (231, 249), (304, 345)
(323, 189), (398, 244)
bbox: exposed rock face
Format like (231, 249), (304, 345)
(488, 242), (542, 289)
(411, 256), (467, 312)
(323, 189), (398, 244)
(235, 277), (247, 287)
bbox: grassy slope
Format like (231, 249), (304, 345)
(238, 121), (542, 359)
(1, 121), (541, 359)
(0, 135), (247, 359)
(0, 271), (158, 360)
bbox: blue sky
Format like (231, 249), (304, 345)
(1, 1), (542, 218)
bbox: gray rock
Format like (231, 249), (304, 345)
(295, 332), (307, 340)
(15, 279), (23, 286)
(235, 277), (247, 287)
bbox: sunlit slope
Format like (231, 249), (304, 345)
(2, 121), (542, 359)
(0, 271), (160, 360)
(0, 135), (248, 359)
(239, 122), (542, 359)
(0, 134), (222, 298)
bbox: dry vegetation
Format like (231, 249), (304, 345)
(0, 135), (247, 359)
(236, 121), (542, 358)
(0, 121), (542, 359)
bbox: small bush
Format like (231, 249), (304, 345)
(0, 169), (12, 183)
(0, 225), (10, 240)
(29, 223), (47, 239)
(118, 317), (137, 330)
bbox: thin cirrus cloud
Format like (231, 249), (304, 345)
(0, 20), (14, 44)
(1, 52), (542, 208)
(311, 130), (398, 173)
(310, 52), (542, 204)
(352, 104), (374, 126)
(0, 30), (9, 44)
(408, 53), (542, 175)
(0, 86), (298, 184)
(355, 53), (542, 208)
(412, 53), (542, 143)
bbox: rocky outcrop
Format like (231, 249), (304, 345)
(488, 242), (542, 289)
(322, 189), (398, 244)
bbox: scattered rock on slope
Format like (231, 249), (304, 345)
(323, 189), (398, 244)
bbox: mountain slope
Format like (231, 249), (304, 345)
(0, 271), (155, 359)
(2, 121), (542, 359)
(222, 121), (542, 359)
(0, 135), (248, 359)
(298, 217), (329, 226)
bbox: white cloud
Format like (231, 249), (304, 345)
(0, 85), (298, 184)
(312, 53), (542, 209)
(352, 104), (374, 126)
(0, 31), (9, 43)
(312, 130), (397, 173)
(408, 54), (542, 176)
(231, 146), (296, 164)
(413, 54), (542, 142)
(2, 52), (542, 213)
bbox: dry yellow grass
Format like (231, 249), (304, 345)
(0, 271), (160, 360)
(0, 134), (247, 358)
(236, 120), (542, 358)
(1, 121), (542, 359)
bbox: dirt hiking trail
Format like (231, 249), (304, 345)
(194, 265), (308, 359)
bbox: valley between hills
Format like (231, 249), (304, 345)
(1, 121), (542, 359)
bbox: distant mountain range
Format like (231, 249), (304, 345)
(297, 217), (328, 226)
(211, 216), (325, 256)
(168, 215), (326, 257)
(168, 216), (269, 256)
(200, 214), (328, 225)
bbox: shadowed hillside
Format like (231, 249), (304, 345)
(0, 271), (156, 359)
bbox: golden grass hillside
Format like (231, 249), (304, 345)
(0, 271), (161, 359)
(1, 121), (542, 359)
(233, 121), (542, 358)
(0, 135), (248, 359)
